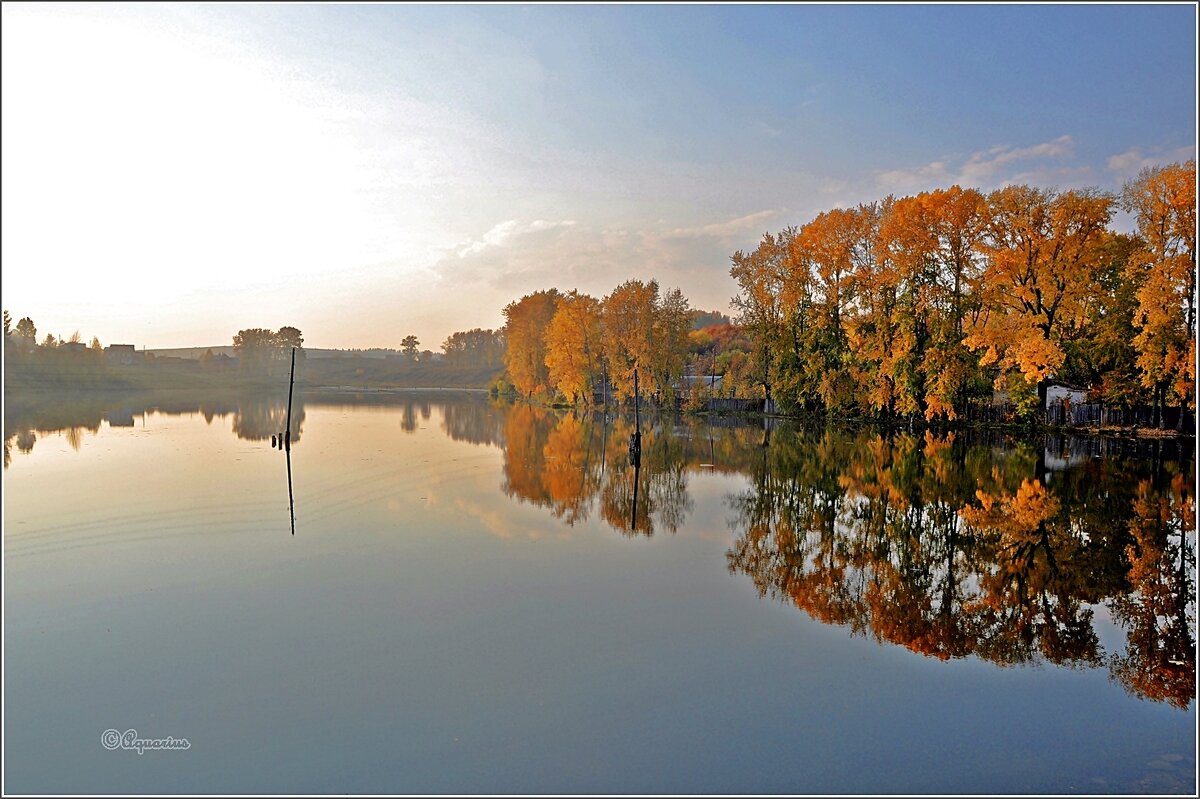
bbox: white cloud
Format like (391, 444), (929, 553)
(875, 135), (1080, 195)
(662, 209), (782, 241)
(454, 219), (578, 258)
(876, 160), (953, 195)
(959, 135), (1075, 183)
(1106, 144), (1195, 181)
(425, 211), (773, 329)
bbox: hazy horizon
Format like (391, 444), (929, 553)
(2, 3), (1195, 351)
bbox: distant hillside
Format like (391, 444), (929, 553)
(144, 346), (237, 359)
(144, 346), (381, 360)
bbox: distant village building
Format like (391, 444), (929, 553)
(104, 344), (138, 365)
(677, 374), (725, 394)
(1045, 381), (1088, 407)
(992, 379), (1089, 409)
(59, 341), (88, 354)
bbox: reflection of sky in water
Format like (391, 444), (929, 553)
(4, 396), (1195, 794)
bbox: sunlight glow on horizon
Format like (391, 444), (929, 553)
(2, 3), (1194, 351)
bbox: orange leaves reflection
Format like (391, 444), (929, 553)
(726, 428), (1194, 707)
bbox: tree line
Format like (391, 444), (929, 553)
(728, 160), (1195, 422)
(500, 280), (695, 403)
(489, 161), (1193, 424)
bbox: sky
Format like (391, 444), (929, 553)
(2, 2), (1196, 351)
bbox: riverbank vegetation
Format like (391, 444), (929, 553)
(494, 161), (1195, 429)
(6, 162), (1193, 430)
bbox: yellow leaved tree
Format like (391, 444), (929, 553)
(1122, 160), (1197, 419)
(965, 186), (1114, 415)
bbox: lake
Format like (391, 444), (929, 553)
(3, 389), (1195, 794)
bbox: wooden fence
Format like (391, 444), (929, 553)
(965, 399), (1194, 430)
(1043, 400), (1193, 430)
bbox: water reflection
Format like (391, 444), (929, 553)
(724, 426), (1195, 709)
(499, 404), (693, 536)
(284, 443), (296, 536)
(4, 389), (1194, 709)
(3, 391), (307, 461)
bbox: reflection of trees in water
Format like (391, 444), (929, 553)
(724, 426), (1195, 708)
(64, 426), (88, 451)
(396, 398), (432, 433)
(542, 414), (603, 525)
(230, 396), (306, 442)
(441, 399), (506, 448)
(1109, 471), (1196, 709)
(2, 391), (307, 463)
(16, 429), (37, 453)
(499, 406), (694, 535)
(598, 419), (693, 537)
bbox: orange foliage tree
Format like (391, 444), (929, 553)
(502, 289), (561, 398)
(544, 290), (603, 404)
(965, 186), (1114, 414)
(600, 279), (662, 400)
(1122, 160), (1197, 418)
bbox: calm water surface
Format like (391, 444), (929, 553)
(4, 390), (1196, 794)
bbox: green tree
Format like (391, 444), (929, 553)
(730, 229), (792, 406)
(650, 286), (692, 403)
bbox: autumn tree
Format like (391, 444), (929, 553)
(966, 186), (1115, 415)
(877, 187), (989, 418)
(841, 199), (926, 417)
(795, 206), (872, 411)
(730, 229), (794, 406)
(1122, 160), (1197, 419)
(543, 290), (603, 404)
(601, 279), (660, 400)
(1067, 233), (1146, 407)
(502, 289), (561, 398)
(649, 286), (692, 403)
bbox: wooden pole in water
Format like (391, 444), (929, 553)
(634, 367), (640, 435)
(284, 347), (296, 451)
(629, 367), (642, 468)
(286, 444), (295, 536)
